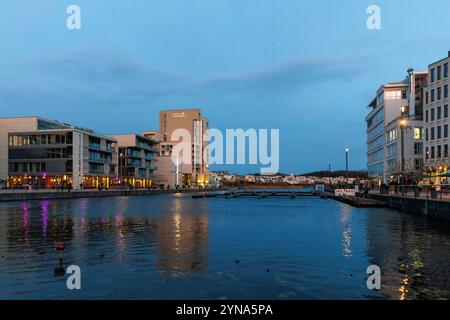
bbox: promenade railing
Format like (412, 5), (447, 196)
(379, 184), (449, 201)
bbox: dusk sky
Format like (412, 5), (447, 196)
(1, 0), (449, 174)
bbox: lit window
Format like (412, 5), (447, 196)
(414, 128), (422, 140)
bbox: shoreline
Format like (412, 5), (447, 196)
(0, 189), (209, 203)
(226, 185), (312, 190)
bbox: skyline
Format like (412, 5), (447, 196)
(1, 1), (450, 173)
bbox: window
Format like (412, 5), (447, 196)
(438, 126), (442, 139)
(426, 110), (429, 122)
(438, 106), (442, 120)
(438, 87), (442, 100)
(445, 145), (449, 158)
(445, 105), (449, 118)
(426, 147), (429, 159)
(445, 63), (449, 78)
(438, 145), (442, 158)
(431, 146), (435, 159)
(385, 91), (402, 100)
(414, 159), (423, 171)
(387, 128), (398, 142)
(438, 66), (442, 80)
(431, 127), (435, 140)
(431, 68), (435, 82)
(445, 85), (448, 98)
(431, 108), (435, 121)
(431, 89), (435, 102)
(413, 127), (423, 140)
(414, 142), (423, 155)
(426, 91), (429, 104)
(426, 129), (429, 141)
(445, 125), (449, 138)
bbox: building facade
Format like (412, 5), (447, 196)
(158, 109), (209, 187)
(112, 134), (158, 188)
(366, 71), (426, 186)
(0, 117), (118, 189)
(142, 130), (182, 188)
(423, 51), (450, 182)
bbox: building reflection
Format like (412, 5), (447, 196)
(154, 194), (208, 274)
(0, 195), (209, 278)
(3, 201), (75, 251)
(365, 212), (450, 300)
(154, 213), (208, 273)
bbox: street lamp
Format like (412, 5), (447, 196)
(400, 116), (408, 176)
(345, 148), (350, 182)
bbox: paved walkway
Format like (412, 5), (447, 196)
(0, 188), (206, 195)
(369, 190), (450, 202)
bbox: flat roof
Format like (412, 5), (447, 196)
(0, 116), (116, 141)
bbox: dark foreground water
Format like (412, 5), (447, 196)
(0, 193), (450, 300)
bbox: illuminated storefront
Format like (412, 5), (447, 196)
(2, 117), (118, 190)
(8, 174), (73, 189)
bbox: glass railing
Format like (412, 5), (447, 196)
(88, 143), (101, 149)
(89, 156), (112, 163)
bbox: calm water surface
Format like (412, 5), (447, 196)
(0, 193), (450, 300)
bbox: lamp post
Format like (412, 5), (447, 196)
(345, 148), (349, 183)
(400, 119), (407, 174)
(328, 163), (332, 188)
(399, 105), (409, 194)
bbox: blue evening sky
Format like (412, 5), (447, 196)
(0, 0), (449, 174)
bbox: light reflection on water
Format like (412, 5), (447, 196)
(0, 193), (449, 300)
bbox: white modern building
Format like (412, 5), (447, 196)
(366, 70), (427, 186)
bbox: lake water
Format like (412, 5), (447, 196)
(0, 192), (450, 300)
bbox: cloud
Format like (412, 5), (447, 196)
(199, 58), (367, 96)
(0, 51), (368, 110)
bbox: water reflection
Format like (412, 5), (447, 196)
(0, 195), (208, 281)
(0, 195), (449, 299)
(339, 204), (353, 258)
(365, 210), (450, 300)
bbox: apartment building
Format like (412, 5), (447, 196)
(0, 116), (118, 189)
(111, 134), (158, 188)
(423, 51), (450, 182)
(158, 109), (209, 186)
(142, 130), (181, 188)
(366, 70), (426, 186)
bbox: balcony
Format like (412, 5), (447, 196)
(89, 156), (112, 164)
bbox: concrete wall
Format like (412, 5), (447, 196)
(0, 189), (195, 202)
(370, 194), (450, 221)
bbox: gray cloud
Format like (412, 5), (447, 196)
(199, 59), (367, 96)
(1, 51), (368, 108)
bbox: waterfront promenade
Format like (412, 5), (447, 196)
(367, 189), (450, 221)
(0, 188), (210, 202)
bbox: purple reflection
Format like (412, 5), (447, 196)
(41, 200), (49, 237)
(21, 202), (29, 241)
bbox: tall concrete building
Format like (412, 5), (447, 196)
(366, 70), (427, 186)
(423, 51), (450, 182)
(157, 109), (209, 187)
(0, 116), (118, 189)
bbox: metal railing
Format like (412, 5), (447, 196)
(379, 184), (449, 201)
